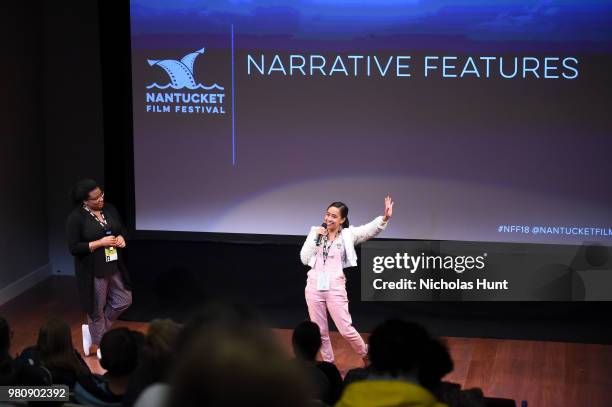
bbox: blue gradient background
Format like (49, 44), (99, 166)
(130, 0), (612, 244)
(131, 0), (612, 51)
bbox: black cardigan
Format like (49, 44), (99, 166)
(65, 203), (131, 315)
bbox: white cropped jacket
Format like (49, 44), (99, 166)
(300, 216), (388, 269)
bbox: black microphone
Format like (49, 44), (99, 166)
(316, 223), (328, 246)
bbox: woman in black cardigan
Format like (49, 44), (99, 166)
(66, 179), (132, 357)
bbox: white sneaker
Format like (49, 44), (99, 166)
(96, 348), (102, 360)
(82, 324), (92, 356)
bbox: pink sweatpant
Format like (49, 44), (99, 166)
(305, 279), (367, 363)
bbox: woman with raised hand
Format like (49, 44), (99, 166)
(300, 196), (393, 363)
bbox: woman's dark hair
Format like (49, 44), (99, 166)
(291, 320), (321, 361)
(100, 328), (140, 377)
(144, 318), (181, 377)
(168, 304), (310, 407)
(69, 179), (100, 206)
(368, 319), (432, 377)
(327, 202), (349, 228)
(37, 317), (88, 376)
(418, 339), (454, 391)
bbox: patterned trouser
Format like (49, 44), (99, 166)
(88, 272), (132, 345)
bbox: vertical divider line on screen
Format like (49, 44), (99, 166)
(231, 23), (236, 166)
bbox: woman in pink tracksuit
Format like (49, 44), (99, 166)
(300, 196), (394, 363)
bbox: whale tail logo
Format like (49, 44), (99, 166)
(147, 48), (224, 90)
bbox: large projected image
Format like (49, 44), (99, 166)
(130, 1), (612, 244)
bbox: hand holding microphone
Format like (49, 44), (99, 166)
(315, 223), (327, 246)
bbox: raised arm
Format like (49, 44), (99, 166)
(350, 195), (394, 245)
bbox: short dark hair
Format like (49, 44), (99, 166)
(292, 320), (321, 361)
(100, 328), (139, 376)
(368, 319), (432, 377)
(418, 339), (454, 391)
(327, 202), (350, 228)
(69, 179), (100, 206)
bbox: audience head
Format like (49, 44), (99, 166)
(144, 318), (180, 373)
(168, 303), (310, 407)
(37, 317), (86, 375)
(100, 328), (140, 377)
(418, 339), (454, 391)
(172, 302), (259, 358)
(146, 319), (180, 352)
(292, 320), (321, 362)
(368, 319), (434, 378)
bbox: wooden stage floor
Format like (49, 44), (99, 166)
(1, 276), (611, 406)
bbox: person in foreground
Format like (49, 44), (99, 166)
(122, 318), (181, 407)
(161, 304), (311, 407)
(17, 317), (90, 389)
(292, 320), (343, 405)
(1, 317), (52, 387)
(74, 327), (141, 406)
(300, 196), (393, 363)
(335, 319), (447, 407)
(66, 179), (132, 357)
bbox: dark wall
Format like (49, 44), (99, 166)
(1, 1), (106, 300)
(42, 0), (105, 276)
(0, 3), (49, 293)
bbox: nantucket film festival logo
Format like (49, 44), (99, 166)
(145, 48), (226, 115)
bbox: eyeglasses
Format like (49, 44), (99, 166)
(87, 191), (105, 202)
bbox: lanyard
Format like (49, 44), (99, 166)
(321, 233), (339, 265)
(83, 205), (109, 230)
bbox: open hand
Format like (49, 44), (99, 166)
(383, 195), (394, 222)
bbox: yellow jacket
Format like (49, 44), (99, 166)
(335, 380), (448, 407)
